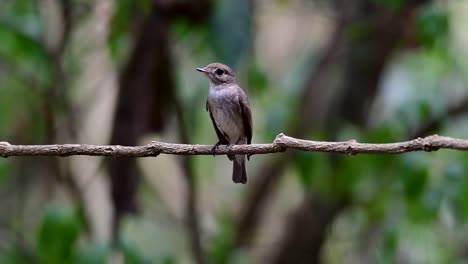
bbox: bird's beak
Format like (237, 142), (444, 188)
(196, 67), (207, 73)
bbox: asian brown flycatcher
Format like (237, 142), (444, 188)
(196, 63), (252, 184)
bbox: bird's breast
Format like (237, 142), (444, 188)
(208, 88), (245, 144)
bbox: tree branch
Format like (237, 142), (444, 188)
(0, 134), (467, 158)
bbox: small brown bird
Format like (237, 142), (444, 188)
(196, 63), (252, 184)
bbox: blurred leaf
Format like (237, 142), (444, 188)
(3, 0), (33, 15)
(36, 205), (82, 264)
(335, 128), (400, 201)
(417, 101), (431, 123)
(293, 152), (329, 190)
(431, 155), (468, 221)
(73, 241), (109, 264)
(399, 153), (428, 201)
(108, 0), (133, 59)
(0, 22), (49, 74)
(0, 159), (12, 185)
(247, 62), (268, 94)
(0, 0), (41, 38)
(366, 126), (401, 144)
(378, 227), (398, 264)
(0, 251), (30, 264)
(398, 153), (440, 222)
(416, 6), (448, 49)
(172, 18), (193, 38)
(209, 0), (251, 67)
(157, 256), (176, 264)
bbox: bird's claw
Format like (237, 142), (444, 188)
(211, 142), (222, 156)
(211, 143), (238, 158)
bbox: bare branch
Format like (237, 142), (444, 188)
(0, 134), (467, 158)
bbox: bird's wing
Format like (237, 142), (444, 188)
(238, 89), (252, 145)
(206, 101), (229, 144)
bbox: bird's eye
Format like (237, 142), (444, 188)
(215, 68), (225, 75)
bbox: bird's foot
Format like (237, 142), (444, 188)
(227, 143), (233, 154)
(211, 142), (224, 156)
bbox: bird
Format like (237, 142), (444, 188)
(196, 62), (252, 184)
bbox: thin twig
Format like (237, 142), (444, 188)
(0, 134), (467, 158)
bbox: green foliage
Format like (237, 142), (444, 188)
(36, 206), (82, 264)
(416, 6), (449, 49)
(294, 152), (329, 191)
(0, 205), (153, 263)
(156, 256), (176, 264)
(377, 227), (398, 264)
(0, 251), (30, 264)
(0, 159), (12, 185)
(0, 22), (50, 84)
(433, 153), (468, 221)
(0, 0), (48, 81)
(246, 62), (268, 94)
(0, 2), (51, 142)
(399, 153), (429, 202)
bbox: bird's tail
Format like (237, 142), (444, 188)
(232, 155), (247, 184)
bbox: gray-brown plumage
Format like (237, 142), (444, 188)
(196, 62), (252, 184)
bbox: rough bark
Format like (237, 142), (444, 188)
(0, 134), (467, 157)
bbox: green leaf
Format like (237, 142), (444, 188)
(417, 101), (431, 122)
(0, 159), (12, 185)
(36, 205), (82, 264)
(399, 153), (428, 201)
(416, 6), (449, 49)
(247, 62), (268, 94)
(108, 0), (133, 58)
(0, 22), (49, 69)
(293, 152), (328, 190)
(378, 227), (398, 263)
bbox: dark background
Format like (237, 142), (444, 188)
(0, 0), (467, 263)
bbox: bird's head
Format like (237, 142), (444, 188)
(196, 62), (237, 85)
